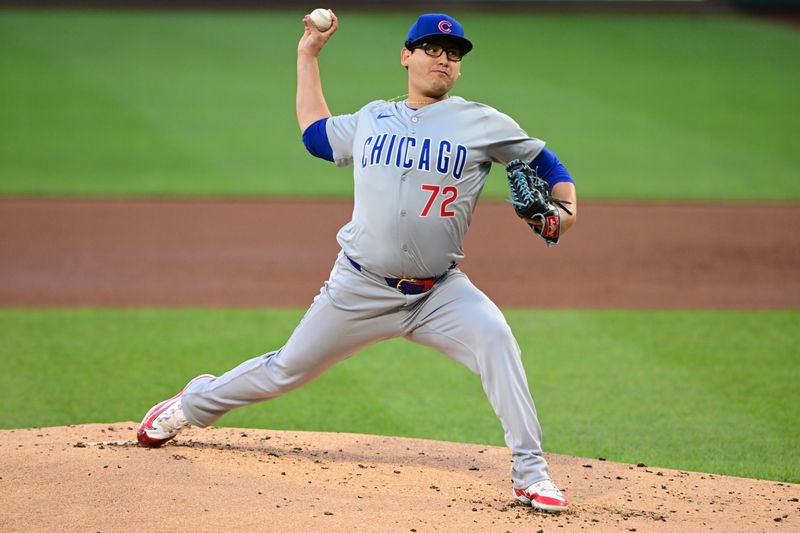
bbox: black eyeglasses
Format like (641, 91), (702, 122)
(413, 42), (463, 62)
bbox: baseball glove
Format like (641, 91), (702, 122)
(506, 159), (573, 247)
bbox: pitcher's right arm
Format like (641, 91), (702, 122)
(296, 11), (339, 133)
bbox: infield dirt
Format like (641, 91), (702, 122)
(1, 199), (799, 308)
(1, 423), (799, 532)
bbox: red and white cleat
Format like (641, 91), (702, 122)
(136, 374), (215, 448)
(513, 479), (569, 512)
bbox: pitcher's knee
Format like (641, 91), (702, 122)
(473, 318), (517, 351)
(264, 357), (321, 394)
(471, 326), (524, 374)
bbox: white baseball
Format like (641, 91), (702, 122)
(309, 8), (332, 32)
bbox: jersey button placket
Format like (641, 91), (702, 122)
(398, 137), (409, 266)
(399, 115), (416, 270)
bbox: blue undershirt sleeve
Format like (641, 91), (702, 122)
(302, 118), (334, 162)
(529, 147), (574, 190)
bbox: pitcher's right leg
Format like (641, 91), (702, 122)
(178, 256), (407, 427)
(181, 299), (373, 426)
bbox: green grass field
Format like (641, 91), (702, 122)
(1, 10), (799, 200)
(1, 308), (797, 483)
(2, 8), (798, 487)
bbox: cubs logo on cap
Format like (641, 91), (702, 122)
(405, 13), (473, 55)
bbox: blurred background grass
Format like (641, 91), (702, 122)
(1, 10), (799, 200)
(1, 308), (797, 482)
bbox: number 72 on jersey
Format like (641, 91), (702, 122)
(420, 184), (458, 217)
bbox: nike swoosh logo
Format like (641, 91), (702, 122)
(377, 113), (393, 119)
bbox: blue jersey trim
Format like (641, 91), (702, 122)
(530, 147), (574, 189)
(302, 118), (334, 162)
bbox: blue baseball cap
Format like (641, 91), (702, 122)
(405, 13), (473, 55)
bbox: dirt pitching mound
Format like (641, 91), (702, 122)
(1, 424), (797, 532)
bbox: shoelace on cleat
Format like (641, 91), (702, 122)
(154, 403), (190, 433)
(529, 479), (563, 496)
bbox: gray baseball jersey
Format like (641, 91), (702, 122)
(328, 97), (545, 278)
(180, 97), (555, 490)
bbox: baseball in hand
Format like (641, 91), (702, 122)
(309, 8), (333, 31)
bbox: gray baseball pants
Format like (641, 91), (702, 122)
(181, 251), (551, 488)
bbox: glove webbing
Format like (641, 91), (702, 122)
(508, 168), (573, 217)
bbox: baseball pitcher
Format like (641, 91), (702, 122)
(137, 12), (577, 512)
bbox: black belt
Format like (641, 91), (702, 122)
(346, 256), (444, 295)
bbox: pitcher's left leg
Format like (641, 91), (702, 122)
(406, 271), (552, 490)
